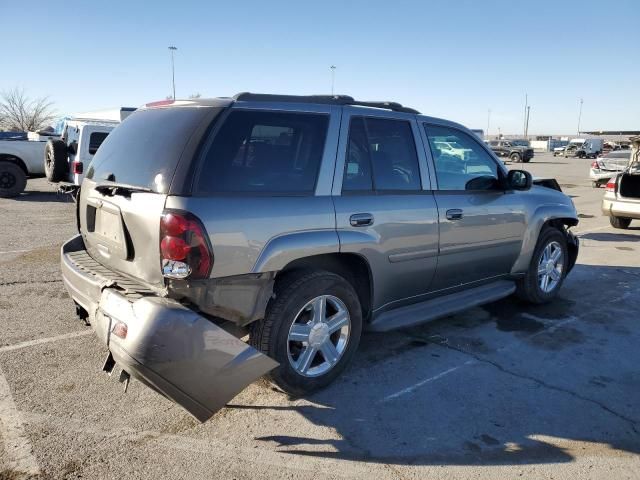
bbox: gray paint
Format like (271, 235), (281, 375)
(62, 96), (580, 420)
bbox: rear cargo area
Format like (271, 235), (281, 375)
(619, 173), (640, 198)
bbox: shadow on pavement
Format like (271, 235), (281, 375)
(581, 232), (640, 242)
(250, 264), (640, 466)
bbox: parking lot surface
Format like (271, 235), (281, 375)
(1, 153), (639, 479)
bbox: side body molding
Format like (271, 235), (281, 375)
(510, 203), (579, 274)
(252, 230), (341, 273)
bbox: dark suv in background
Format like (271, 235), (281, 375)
(488, 139), (534, 163)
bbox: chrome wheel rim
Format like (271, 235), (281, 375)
(287, 295), (351, 377)
(538, 241), (564, 293)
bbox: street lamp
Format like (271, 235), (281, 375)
(330, 65), (336, 96)
(577, 98), (584, 136)
(168, 46), (177, 100)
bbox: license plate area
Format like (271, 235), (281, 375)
(86, 197), (128, 261)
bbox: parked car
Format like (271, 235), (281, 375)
(0, 133), (49, 197)
(602, 137), (640, 228)
(590, 150), (632, 187)
(44, 108), (135, 193)
(60, 93), (579, 422)
(488, 139), (534, 163)
(575, 139), (604, 159)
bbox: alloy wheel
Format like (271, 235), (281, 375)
(537, 241), (564, 293)
(287, 295), (351, 377)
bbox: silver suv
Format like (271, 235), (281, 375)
(60, 93), (579, 421)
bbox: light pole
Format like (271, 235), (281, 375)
(486, 108), (491, 140)
(330, 65), (336, 96)
(523, 93), (528, 138)
(524, 106), (531, 139)
(168, 46), (177, 100)
(577, 98), (583, 136)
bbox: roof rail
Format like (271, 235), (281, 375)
(232, 92), (420, 114)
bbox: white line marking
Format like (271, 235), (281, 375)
(379, 314), (582, 403)
(0, 330), (92, 354)
(0, 249), (32, 255)
(0, 365), (40, 476)
(381, 361), (476, 402)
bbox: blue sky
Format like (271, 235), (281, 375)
(3, 0), (639, 134)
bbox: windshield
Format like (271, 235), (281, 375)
(85, 106), (220, 193)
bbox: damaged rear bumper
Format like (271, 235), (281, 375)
(61, 234), (278, 422)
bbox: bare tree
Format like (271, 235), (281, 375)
(0, 88), (56, 132)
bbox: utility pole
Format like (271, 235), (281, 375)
(330, 65), (336, 96)
(577, 98), (584, 136)
(168, 46), (177, 100)
(486, 108), (491, 140)
(524, 106), (531, 139)
(523, 93), (528, 138)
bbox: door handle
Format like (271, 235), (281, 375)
(350, 213), (374, 227)
(446, 209), (463, 220)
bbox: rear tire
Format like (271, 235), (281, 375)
(516, 227), (569, 304)
(591, 181), (600, 188)
(250, 270), (362, 396)
(44, 139), (68, 182)
(610, 216), (631, 229)
(0, 161), (27, 198)
(510, 153), (522, 163)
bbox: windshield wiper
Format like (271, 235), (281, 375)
(95, 182), (154, 197)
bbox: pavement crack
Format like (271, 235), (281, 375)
(433, 340), (640, 436)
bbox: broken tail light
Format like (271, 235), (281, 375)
(160, 210), (213, 279)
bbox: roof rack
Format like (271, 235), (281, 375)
(232, 92), (420, 114)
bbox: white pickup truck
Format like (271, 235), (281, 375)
(0, 107), (135, 198)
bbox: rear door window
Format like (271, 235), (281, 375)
(197, 110), (329, 194)
(342, 117), (421, 192)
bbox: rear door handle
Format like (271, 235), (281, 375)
(350, 213), (374, 227)
(446, 209), (463, 220)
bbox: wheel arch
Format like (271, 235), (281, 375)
(277, 253), (374, 322)
(511, 205), (579, 275)
(0, 154), (28, 174)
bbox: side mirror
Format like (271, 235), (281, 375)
(507, 169), (532, 191)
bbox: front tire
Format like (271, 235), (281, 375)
(0, 161), (27, 198)
(510, 152), (522, 163)
(250, 270), (362, 396)
(610, 216), (631, 229)
(516, 227), (569, 304)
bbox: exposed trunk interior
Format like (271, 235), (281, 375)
(619, 173), (640, 199)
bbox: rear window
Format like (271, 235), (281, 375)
(196, 110), (329, 194)
(86, 107), (217, 193)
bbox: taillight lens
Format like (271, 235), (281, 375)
(591, 161), (599, 169)
(605, 180), (616, 192)
(72, 161), (83, 174)
(160, 211), (213, 279)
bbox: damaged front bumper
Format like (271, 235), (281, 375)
(60, 234), (278, 422)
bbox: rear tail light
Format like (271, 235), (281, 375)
(72, 161), (83, 174)
(160, 210), (213, 279)
(591, 161), (599, 169)
(605, 180), (616, 192)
